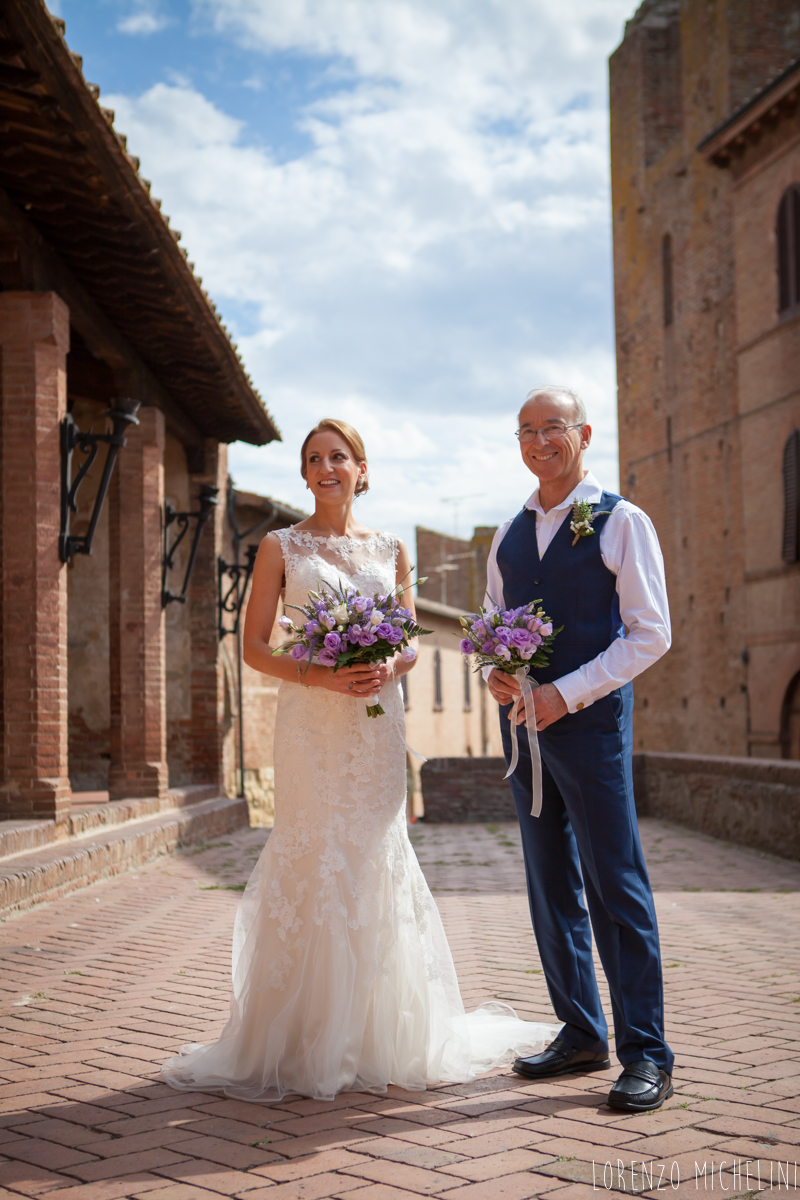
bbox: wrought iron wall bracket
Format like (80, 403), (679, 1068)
(218, 545), (259, 640)
(161, 484), (219, 606)
(59, 398), (141, 563)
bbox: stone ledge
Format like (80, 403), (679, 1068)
(0, 794), (249, 920)
(634, 750), (800, 861)
(421, 757), (514, 823)
(0, 784), (221, 860)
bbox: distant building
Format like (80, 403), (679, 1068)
(416, 525), (497, 612)
(610, 1), (800, 757)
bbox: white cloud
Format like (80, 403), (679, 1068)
(106, 0), (631, 551)
(117, 4), (169, 34)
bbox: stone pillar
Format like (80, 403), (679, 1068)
(0, 292), (71, 822)
(189, 440), (227, 788)
(108, 405), (169, 800)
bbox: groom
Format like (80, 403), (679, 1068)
(486, 385), (674, 1111)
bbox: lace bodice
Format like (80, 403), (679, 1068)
(273, 526), (399, 608)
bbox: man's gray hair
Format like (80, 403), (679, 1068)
(523, 385), (587, 426)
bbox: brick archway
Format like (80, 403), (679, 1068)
(781, 669), (800, 758)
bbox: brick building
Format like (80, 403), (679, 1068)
(0, 0), (279, 846)
(416, 525), (497, 612)
(610, 0), (800, 757)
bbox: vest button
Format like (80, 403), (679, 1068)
(534, 578), (541, 585)
(576, 702), (584, 710)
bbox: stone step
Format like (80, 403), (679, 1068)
(0, 784), (221, 860)
(0, 793), (249, 921)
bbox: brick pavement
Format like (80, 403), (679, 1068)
(0, 818), (799, 1200)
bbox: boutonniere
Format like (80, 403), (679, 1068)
(570, 499), (611, 546)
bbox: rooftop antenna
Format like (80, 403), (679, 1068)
(440, 493), (485, 539)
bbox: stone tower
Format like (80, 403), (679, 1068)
(610, 1), (800, 757)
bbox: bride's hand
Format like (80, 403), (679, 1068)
(323, 662), (384, 697)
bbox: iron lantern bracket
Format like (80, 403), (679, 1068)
(161, 484), (219, 606)
(59, 398), (141, 563)
(218, 544), (259, 640)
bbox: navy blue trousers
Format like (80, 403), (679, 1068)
(500, 687), (673, 1073)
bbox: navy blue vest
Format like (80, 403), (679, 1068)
(496, 491), (624, 687)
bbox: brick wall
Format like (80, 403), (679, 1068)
(609, 1), (800, 759)
(420, 757), (515, 823)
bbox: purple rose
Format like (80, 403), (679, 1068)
(352, 596), (368, 613)
(460, 639), (476, 654)
(319, 612), (335, 631)
(539, 622), (553, 637)
(494, 626), (512, 646)
(323, 632), (342, 653)
(386, 626), (404, 644)
(481, 639), (495, 654)
(375, 623), (393, 639)
(527, 616), (543, 632)
(318, 647), (338, 666)
(304, 620), (321, 635)
(359, 629), (378, 647)
(500, 610), (514, 625)
(530, 632), (543, 646)
(510, 627), (532, 647)
(290, 644), (309, 661)
(472, 620), (488, 640)
(347, 626), (362, 644)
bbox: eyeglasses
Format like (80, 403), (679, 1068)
(515, 422), (583, 444)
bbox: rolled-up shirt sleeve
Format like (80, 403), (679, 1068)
(553, 504), (671, 712)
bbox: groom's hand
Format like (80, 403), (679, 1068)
(487, 668), (521, 706)
(522, 683), (568, 731)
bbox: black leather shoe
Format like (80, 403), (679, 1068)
(512, 1036), (611, 1080)
(608, 1060), (673, 1111)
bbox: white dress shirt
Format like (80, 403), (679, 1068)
(484, 471), (671, 713)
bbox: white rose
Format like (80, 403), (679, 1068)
(332, 603), (349, 623)
(370, 609), (383, 626)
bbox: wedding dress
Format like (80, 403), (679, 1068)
(161, 528), (559, 1102)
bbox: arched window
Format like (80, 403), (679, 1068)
(783, 429), (800, 564)
(662, 233), (674, 326)
(777, 185), (800, 319)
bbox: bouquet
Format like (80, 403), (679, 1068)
(457, 599), (560, 675)
(273, 581), (431, 717)
(457, 599), (560, 820)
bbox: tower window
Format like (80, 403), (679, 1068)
(782, 429), (800, 565)
(778, 185), (800, 320)
(662, 233), (674, 327)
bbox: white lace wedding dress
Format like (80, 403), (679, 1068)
(161, 528), (559, 1102)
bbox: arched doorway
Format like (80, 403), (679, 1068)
(780, 670), (800, 758)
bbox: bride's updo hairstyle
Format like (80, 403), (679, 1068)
(300, 418), (369, 497)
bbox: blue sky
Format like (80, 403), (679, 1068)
(51, 0), (634, 548)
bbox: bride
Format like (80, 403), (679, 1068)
(161, 418), (558, 1103)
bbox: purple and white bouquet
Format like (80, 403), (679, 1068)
(457, 599), (560, 675)
(273, 581), (431, 717)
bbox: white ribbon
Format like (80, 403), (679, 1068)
(503, 666), (542, 817)
(354, 681), (427, 763)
